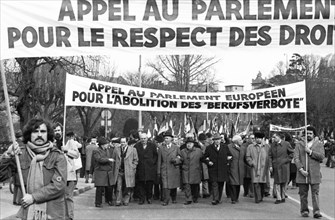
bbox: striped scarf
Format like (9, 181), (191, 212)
(17, 141), (52, 220)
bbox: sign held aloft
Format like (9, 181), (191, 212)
(65, 74), (306, 113)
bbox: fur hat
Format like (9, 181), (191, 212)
(98, 137), (108, 146)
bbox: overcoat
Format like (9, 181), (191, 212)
(241, 142), (252, 179)
(269, 140), (294, 184)
(198, 141), (209, 180)
(93, 146), (114, 186)
(246, 143), (270, 183)
(204, 142), (230, 182)
(85, 143), (98, 171)
(294, 140), (325, 184)
(0, 145), (67, 220)
(228, 143), (246, 185)
(157, 143), (181, 189)
(110, 146), (138, 187)
(134, 141), (158, 182)
(180, 147), (204, 184)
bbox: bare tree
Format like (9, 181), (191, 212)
(147, 55), (219, 92)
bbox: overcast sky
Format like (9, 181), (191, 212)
(110, 49), (331, 91)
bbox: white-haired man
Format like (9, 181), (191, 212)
(227, 135), (246, 204)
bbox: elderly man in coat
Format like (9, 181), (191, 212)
(85, 138), (98, 183)
(269, 132), (294, 204)
(92, 137), (115, 207)
(134, 133), (158, 205)
(246, 131), (270, 204)
(157, 131), (182, 206)
(294, 126), (325, 219)
(180, 138), (204, 205)
(111, 137), (138, 206)
(228, 135), (246, 204)
(204, 133), (231, 205)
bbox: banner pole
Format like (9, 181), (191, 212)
(62, 73), (68, 147)
(0, 60), (26, 196)
(304, 112), (308, 184)
(138, 55), (142, 132)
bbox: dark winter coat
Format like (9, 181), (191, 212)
(269, 140), (294, 184)
(228, 143), (246, 185)
(180, 147), (204, 184)
(134, 141), (158, 182)
(157, 143), (181, 189)
(93, 147), (114, 186)
(204, 142), (231, 182)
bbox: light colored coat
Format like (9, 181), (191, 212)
(63, 139), (80, 181)
(110, 146), (138, 187)
(228, 143), (246, 185)
(246, 143), (270, 183)
(157, 143), (181, 189)
(269, 140), (294, 184)
(294, 140), (325, 184)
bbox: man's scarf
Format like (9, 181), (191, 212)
(17, 141), (53, 220)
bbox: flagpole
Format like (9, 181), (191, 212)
(0, 60), (26, 196)
(138, 55), (142, 132)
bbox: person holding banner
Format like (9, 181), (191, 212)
(246, 131), (270, 204)
(0, 118), (67, 219)
(294, 126), (325, 218)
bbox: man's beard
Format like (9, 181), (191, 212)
(307, 136), (313, 142)
(55, 133), (62, 140)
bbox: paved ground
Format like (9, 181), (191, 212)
(0, 162), (334, 220)
(0, 177), (94, 219)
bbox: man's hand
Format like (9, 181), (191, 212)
(300, 169), (309, 177)
(304, 145), (312, 154)
(269, 167), (273, 173)
(208, 161), (214, 166)
(21, 194), (35, 208)
(108, 158), (115, 162)
(6, 142), (21, 156)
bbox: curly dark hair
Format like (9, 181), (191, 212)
(22, 118), (54, 144)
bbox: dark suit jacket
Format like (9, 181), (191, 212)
(134, 141), (158, 181)
(204, 142), (231, 182)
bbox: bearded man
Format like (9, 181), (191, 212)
(0, 118), (67, 220)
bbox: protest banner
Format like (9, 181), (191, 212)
(1, 0), (334, 59)
(269, 124), (309, 132)
(65, 73), (306, 113)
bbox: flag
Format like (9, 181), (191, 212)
(147, 128), (152, 138)
(153, 117), (159, 137)
(198, 120), (207, 134)
(211, 116), (218, 134)
(169, 118), (174, 136)
(184, 114), (191, 134)
(234, 113), (240, 133)
(177, 122), (182, 137)
(239, 120), (252, 136)
(158, 115), (169, 135)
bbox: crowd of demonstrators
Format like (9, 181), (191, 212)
(0, 117), (327, 219)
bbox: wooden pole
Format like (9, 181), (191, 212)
(304, 112), (308, 184)
(62, 74), (68, 147)
(0, 60), (26, 195)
